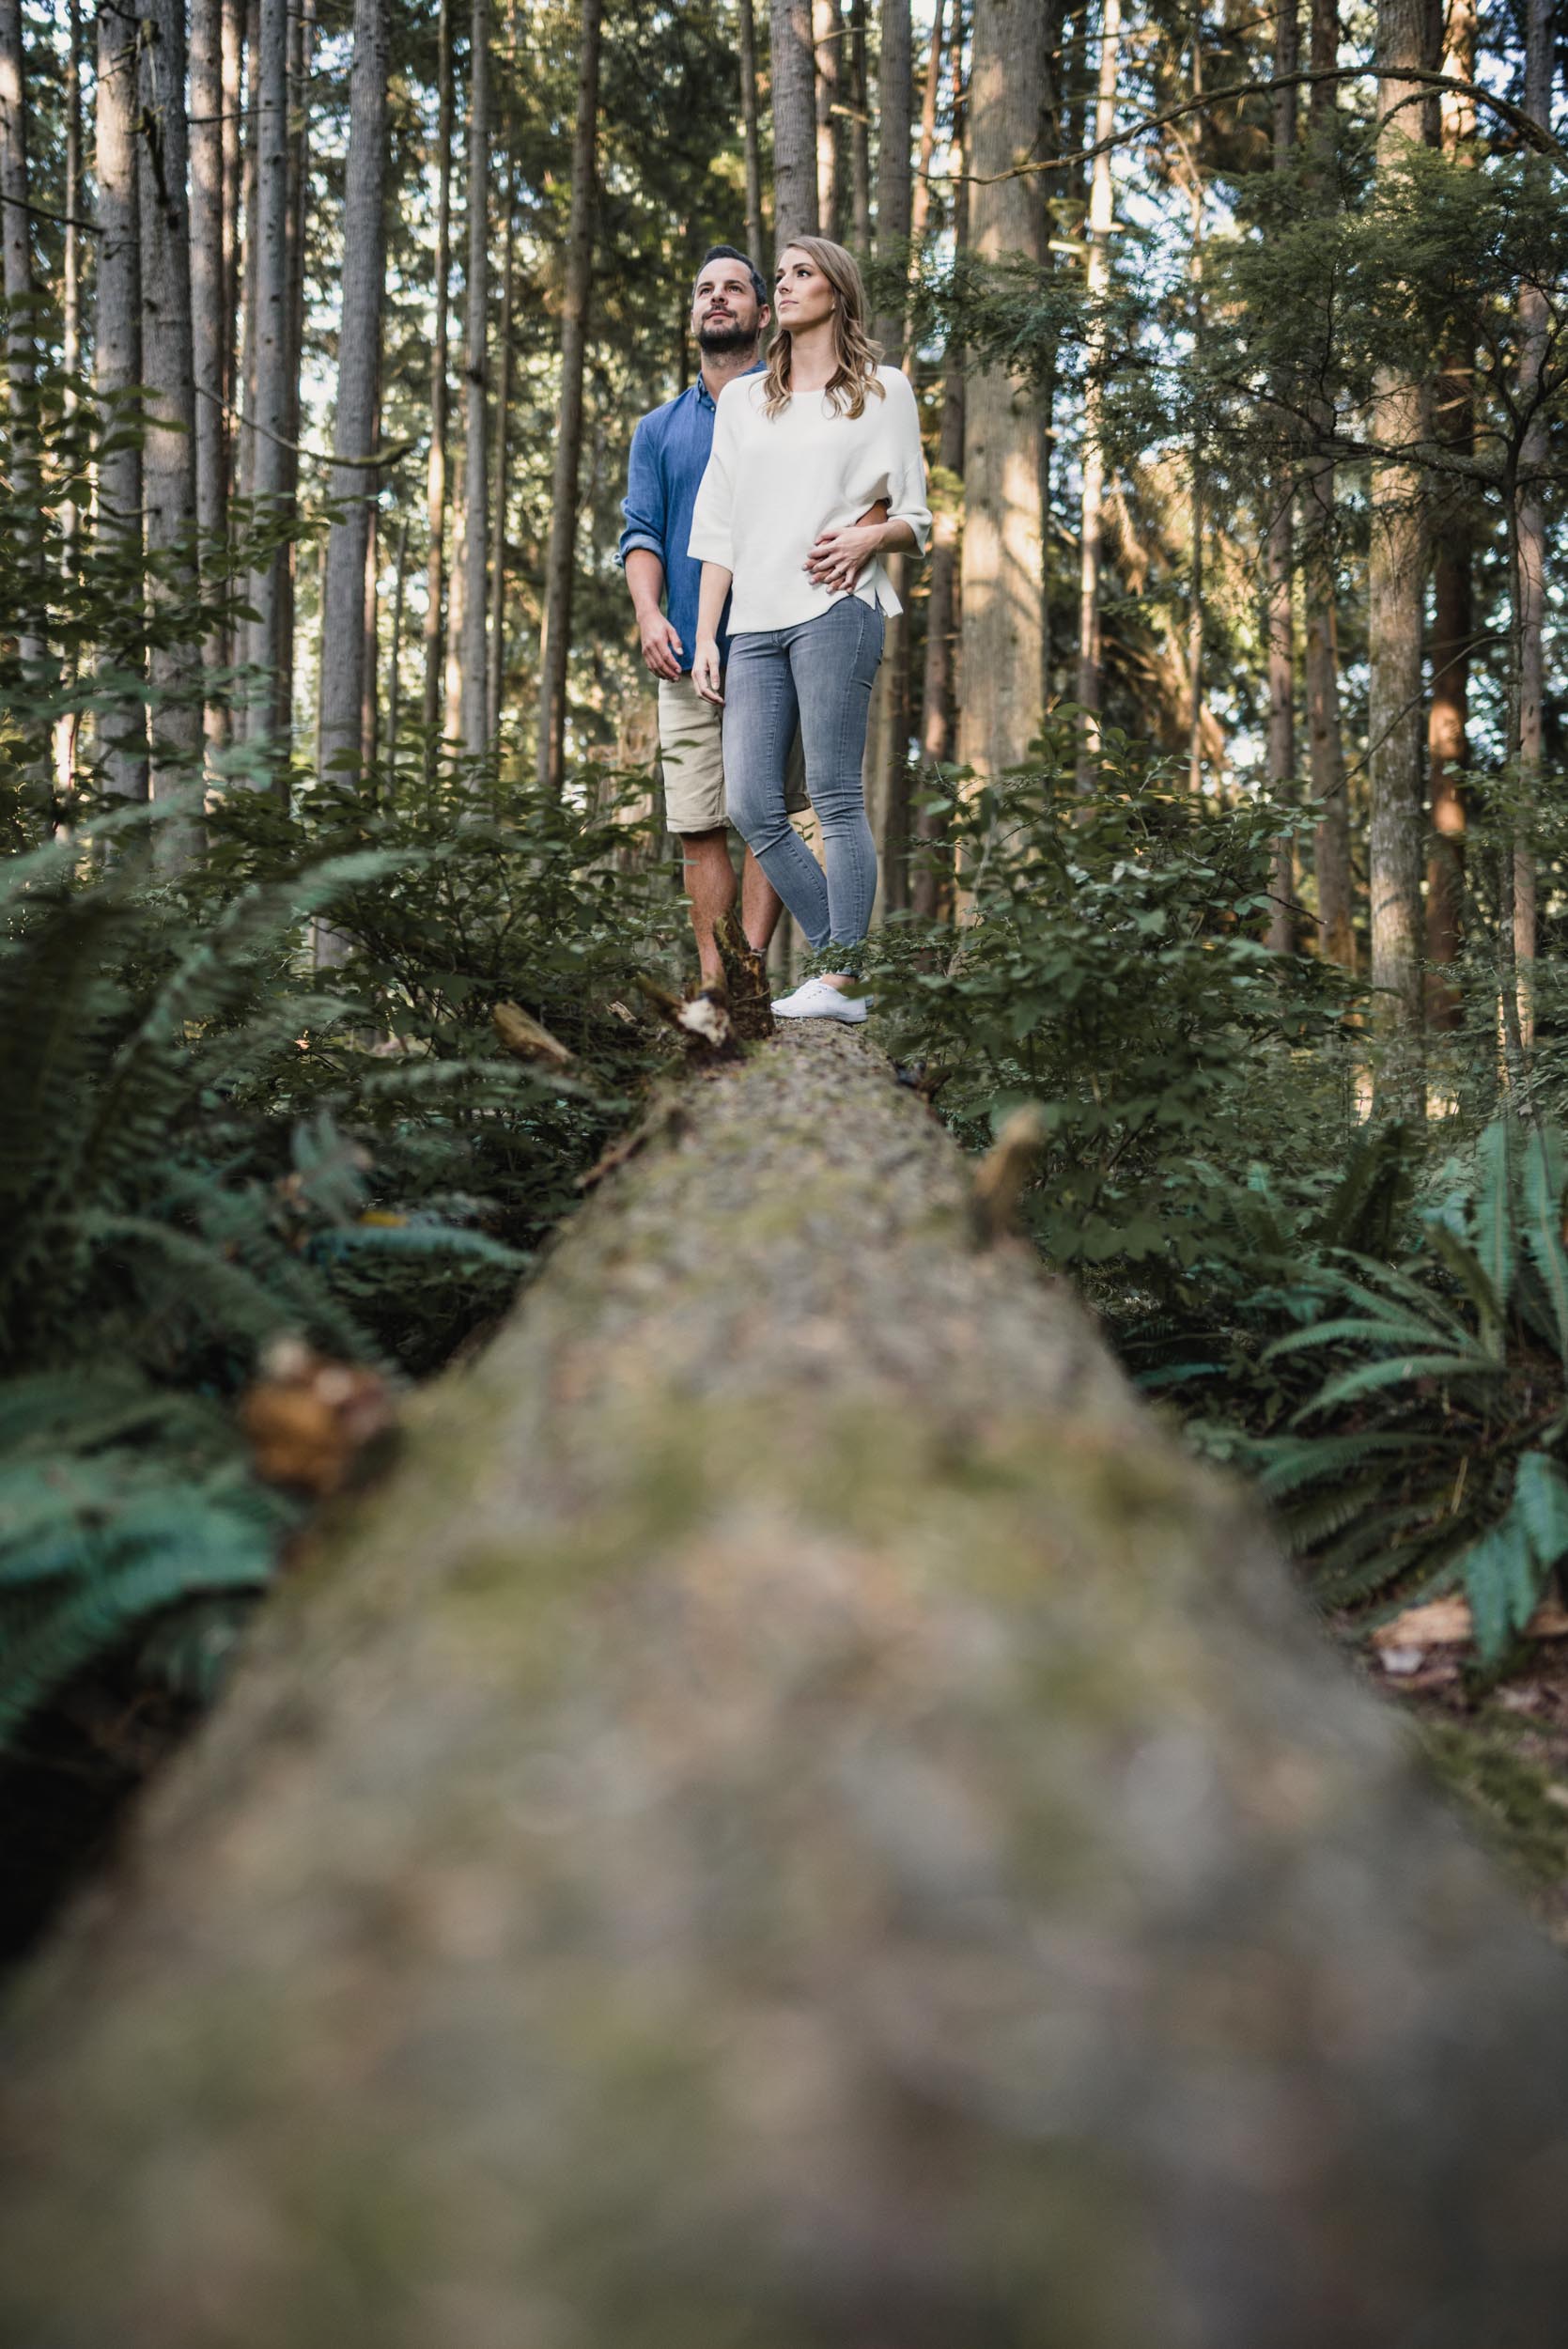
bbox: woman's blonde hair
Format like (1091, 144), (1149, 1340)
(762, 235), (885, 420)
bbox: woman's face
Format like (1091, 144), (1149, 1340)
(774, 248), (836, 334)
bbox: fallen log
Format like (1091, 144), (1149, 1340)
(2, 1026), (1566, 2348)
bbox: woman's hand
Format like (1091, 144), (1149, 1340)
(805, 520), (885, 596)
(691, 635), (724, 707)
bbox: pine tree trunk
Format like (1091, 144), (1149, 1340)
(221, 0), (242, 421)
(190, 0), (227, 754)
(737, 0), (767, 265)
(1303, 0), (1350, 966)
(769, 0), (819, 238)
(385, 511), (410, 758)
(486, 161), (516, 742)
(846, 0), (870, 250)
(1263, 1), (1297, 952)
(0, 0), (39, 670)
(318, 0), (388, 772)
(137, 0), (204, 843)
(867, 0), (913, 911)
(273, 0), (313, 750)
(1366, 0), (1429, 1092)
(95, 0), (148, 804)
(959, 0), (1048, 793)
(1422, 0), (1475, 1026)
(458, 0), (490, 754)
(235, 0), (259, 525)
(421, 0), (455, 750)
(1073, 0), (1120, 787)
(244, 0), (290, 755)
(54, 0), (85, 808)
(907, 0), (943, 251)
(911, 23), (966, 922)
(535, 0), (601, 792)
(1512, 0), (1550, 1050)
(813, 0), (839, 237)
(6, 1026), (1568, 2349)
(872, 0), (910, 360)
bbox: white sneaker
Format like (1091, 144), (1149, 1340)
(770, 977), (872, 1023)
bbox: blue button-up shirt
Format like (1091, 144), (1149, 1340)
(618, 365), (763, 674)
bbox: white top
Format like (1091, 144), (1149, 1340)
(687, 364), (932, 634)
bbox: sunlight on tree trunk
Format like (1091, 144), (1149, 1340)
(769, 0), (818, 238)
(813, 0), (838, 237)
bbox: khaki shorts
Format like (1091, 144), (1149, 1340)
(657, 673), (808, 835)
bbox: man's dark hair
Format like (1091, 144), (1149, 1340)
(695, 244), (768, 313)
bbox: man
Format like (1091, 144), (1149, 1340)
(619, 247), (884, 988)
(618, 247), (791, 988)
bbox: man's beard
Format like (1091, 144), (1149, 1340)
(696, 318), (754, 356)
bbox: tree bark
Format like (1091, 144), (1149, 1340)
(95, 0), (148, 804)
(421, 0), (456, 748)
(907, 0), (943, 252)
(243, 0), (290, 755)
(1073, 0), (1120, 787)
(137, 0), (205, 840)
(1303, 0), (1350, 966)
(190, 0), (227, 754)
(487, 159), (516, 742)
(1422, 0), (1475, 1026)
(1265, 0), (1298, 954)
(54, 0), (85, 808)
(846, 0), (871, 250)
(959, 0), (1048, 791)
(1511, 0), (1550, 1049)
(318, 0), (388, 772)
(866, 0), (913, 911)
(872, 0), (911, 360)
(535, 0), (601, 791)
(235, 0), (259, 521)
(458, 0), (490, 755)
(1366, 0), (1429, 1094)
(0, 0), (39, 670)
(737, 0), (767, 266)
(911, 13), (966, 921)
(273, 0), (313, 750)
(813, 0), (839, 237)
(4, 1025), (1568, 2348)
(221, 0), (242, 419)
(769, 0), (819, 238)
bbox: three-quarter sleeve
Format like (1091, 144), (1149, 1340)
(884, 370), (932, 555)
(687, 386), (738, 569)
(617, 415), (666, 568)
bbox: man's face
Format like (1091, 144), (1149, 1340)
(691, 258), (767, 357)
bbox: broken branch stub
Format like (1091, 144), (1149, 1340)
(1, 1028), (1566, 2348)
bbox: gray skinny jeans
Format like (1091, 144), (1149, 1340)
(722, 598), (885, 970)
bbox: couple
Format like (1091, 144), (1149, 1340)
(619, 237), (930, 1023)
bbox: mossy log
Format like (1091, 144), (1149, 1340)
(3, 1027), (1567, 2348)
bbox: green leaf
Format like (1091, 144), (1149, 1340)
(1462, 1517), (1543, 1665)
(1291, 1349), (1499, 1422)
(1521, 1125), (1568, 1366)
(1469, 1116), (1517, 1317)
(1514, 1450), (1568, 1575)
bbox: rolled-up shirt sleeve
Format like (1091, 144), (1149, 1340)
(617, 415), (665, 567)
(885, 371), (932, 555)
(687, 390), (737, 569)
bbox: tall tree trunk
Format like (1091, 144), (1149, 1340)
(458, 0), (490, 754)
(1303, 0), (1350, 965)
(55, 0), (85, 808)
(535, 0), (601, 791)
(95, 0), (148, 804)
(421, 0), (455, 748)
(912, 8), (966, 921)
(1512, 0), (1550, 1049)
(274, 0), (313, 746)
(190, 0), (227, 753)
(487, 160), (516, 742)
(221, 0), (242, 414)
(318, 0), (388, 771)
(443, 488), (466, 743)
(769, 0), (819, 237)
(1265, 0), (1298, 953)
(1073, 0), (1121, 786)
(1366, 0), (1428, 1090)
(867, 0), (913, 910)
(235, 0), (259, 521)
(0, 0), (39, 670)
(737, 0), (767, 265)
(385, 512), (410, 761)
(958, 0), (1047, 793)
(1423, 0), (1475, 1025)
(813, 0), (839, 236)
(846, 0), (870, 250)
(137, 0), (204, 840)
(244, 0), (290, 756)
(908, 0), (943, 251)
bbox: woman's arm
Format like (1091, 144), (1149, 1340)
(691, 561), (733, 706)
(805, 515), (916, 596)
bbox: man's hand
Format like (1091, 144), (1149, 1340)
(805, 520), (886, 597)
(639, 609), (685, 680)
(691, 635), (724, 708)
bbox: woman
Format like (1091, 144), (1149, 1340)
(688, 236), (930, 1022)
